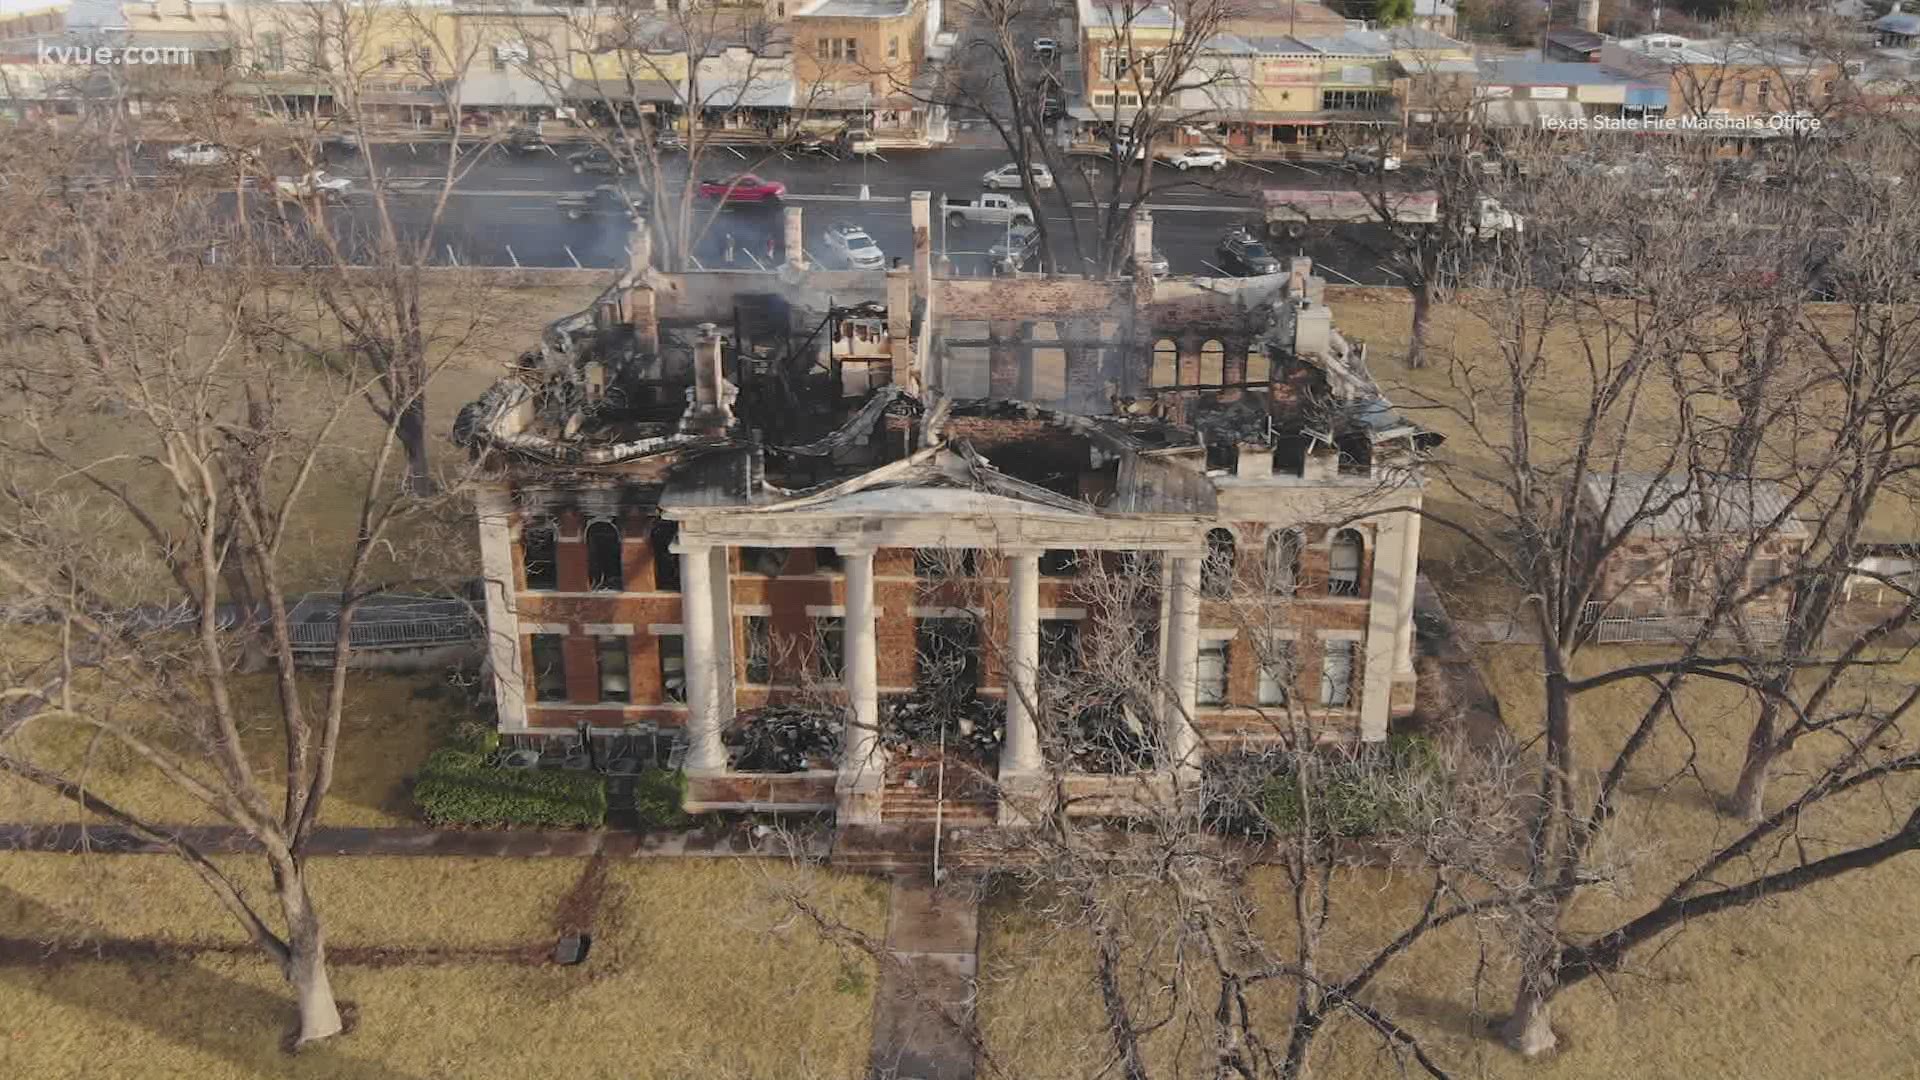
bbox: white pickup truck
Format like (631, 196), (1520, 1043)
(1259, 188), (1522, 240)
(273, 171), (353, 200)
(941, 192), (1035, 228)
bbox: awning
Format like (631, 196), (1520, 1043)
(565, 78), (680, 104)
(459, 72), (560, 108)
(1480, 99), (1585, 127)
(702, 79), (794, 110)
(359, 89), (447, 107)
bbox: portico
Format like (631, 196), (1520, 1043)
(662, 446), (1208, 823)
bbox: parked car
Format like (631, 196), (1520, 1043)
(1342, 147), (1401, 173)
(273, 170), (352, 200)
(502, 127), (550, 155)
(698, 174), (787, 202)
(654, 129), (686, 153)
(841, 125), (878, 155)
(168, 141), (228, 167)
(556, 183), (641, 222)
(941, 192), (1034, 227)
(982, 161), (1053, 190)
(823, 223), (886, 269)
(1033, 38), (1058, 61)
(568, 147), (626, 175)
(784, 132), (840, 158)
(990, 224), (1041, 273)
(1216, 227), (1279, 276)
(1160, 146), (1228, 172)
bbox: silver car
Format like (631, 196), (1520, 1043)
(824, 223), (886, 269)
(989, 225), (1040, 272)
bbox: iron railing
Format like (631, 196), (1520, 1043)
(1583, 602), (1788, 645)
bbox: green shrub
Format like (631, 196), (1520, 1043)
(1244, 737), (1441, 839)
(448, 721), (501, 756)
(631, 768), (689, 829)
(414, 748), (606, 828)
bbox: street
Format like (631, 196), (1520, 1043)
(137, 138), (1423, 284)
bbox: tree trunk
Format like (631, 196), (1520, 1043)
(1501, 981), (1558, 1058)
(396, 398), (436, 497)
(1726, 693), (1780, 822)
(281, 873), (344, 1046)
(1406, 279), (1434, 369)
(1728, 739), (1773, 823)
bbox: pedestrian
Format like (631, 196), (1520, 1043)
(766, 234), (776, 262)
(725, 232), (736, 264)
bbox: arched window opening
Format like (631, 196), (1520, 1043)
(1329, 529), (1364, 596)
(1265, 530), (1302, 594)
(1199, 339), (1225, 386)
(1245, 348), (1272, 386)
(523, 520), (557, 591)
(586, 520), (623, 591)
(650, 520), (681, 592)
(1202, 528), (1236, 599)
(1152, 339), (1179, 387)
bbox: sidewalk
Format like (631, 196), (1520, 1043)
(869, 877), (980, 1080)
(0, 822), (831, 860)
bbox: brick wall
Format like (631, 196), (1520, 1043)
(498, 497), (1393, 738)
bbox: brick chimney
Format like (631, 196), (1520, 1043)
(680, 322), (734, 434)
(910, 190), (932, 294)
(627, 219), (652, 282)
(1293, 303), (1332, 359)
(1288, 255), (1312, 297)
(1132, 209), (1155, 275)
(784, 206), (806, 271)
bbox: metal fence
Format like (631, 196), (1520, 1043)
(283, 594), (482, 655)
(1585, 604), (1788, 645)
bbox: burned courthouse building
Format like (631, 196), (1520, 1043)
(454, 195), (1438, 823)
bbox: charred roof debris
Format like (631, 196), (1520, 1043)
(455, 198), (1438, 503)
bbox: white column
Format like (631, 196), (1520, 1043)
(708, 545), (736, 725)
(475, 487), (526, 733)
(677, 541), (727, 772)
(1360, 518), (1406, 743)
(1163, 555), (1203, 782)
(1001, 551), (1043, 776)
(1394, 507), (1422, 677)
(838, 547), (883, 798)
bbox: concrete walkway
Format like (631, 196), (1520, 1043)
(869, 877), (980, 1080)
(0, 822), (829, 860)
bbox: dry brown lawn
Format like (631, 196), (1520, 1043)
(28, 280), (605, 597)
(1327, 289), (1920, 620)
(976, 642), (1920, 1079)
(0, 853), (886, 1080)
(0, 663), (460, 828)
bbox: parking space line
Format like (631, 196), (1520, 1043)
(1316, 262), (1361, 285)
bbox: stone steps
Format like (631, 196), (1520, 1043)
(882, 792), (999, 826)
(830, 824), (1004, 875)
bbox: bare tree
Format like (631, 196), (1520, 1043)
(0, 131), (454, 1046)
(1393, 125), (1920, 1055)
(225, 0), (507, 494)
(782, 537), (1535, 1078)
(915, 0), (1251, 277)
(509, 3), (826, 271)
